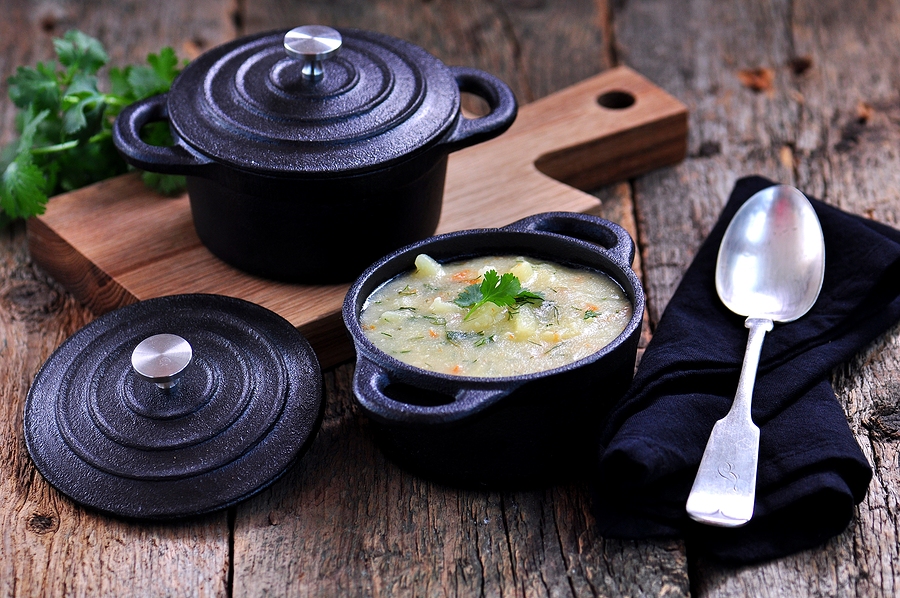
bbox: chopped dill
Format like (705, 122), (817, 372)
(474, 334), (497, 347)
(445, 330), (466, 346)
(422, 314), (447, 326)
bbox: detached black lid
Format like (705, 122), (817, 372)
(24, 294), (323, 519)
(167, 25), (461, 177)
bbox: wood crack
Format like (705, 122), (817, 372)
(499, 494), (518, 586)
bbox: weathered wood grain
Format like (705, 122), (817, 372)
(242, 0), (605, 106)
(613, 0), (900, 595)
(0, 1), (237, 597)
(785, 0), (900, 587)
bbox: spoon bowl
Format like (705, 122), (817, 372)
(686, 184), (825, 527)
(715, 185), (826, 322)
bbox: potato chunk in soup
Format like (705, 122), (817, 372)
(359, 255), (633, 378)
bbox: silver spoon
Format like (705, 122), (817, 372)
(685, 184), (825, 527)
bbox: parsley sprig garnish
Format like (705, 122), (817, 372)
(453, 269), (543, 321)
(1, 30), (187, 226)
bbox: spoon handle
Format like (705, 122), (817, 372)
(685, 317), (773, 527)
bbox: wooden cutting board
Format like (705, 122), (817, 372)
(27, 66), (687, 368)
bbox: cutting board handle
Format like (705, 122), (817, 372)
(519, 66), (688, 191)
(440, 66), (688, 234)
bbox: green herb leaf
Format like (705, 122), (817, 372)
(66, 71), (100, 96)
(1, 30), (188, 224)
(474, 334), (497, 347)
(126, 66), (169, 99)
(1, 155), (47, 219)
(128, 49), (180, 98)
(454, 269), (543, 320)
(62, 91), (104, 136)
(140, 171), (187, 196)
(454, 282), (484, 309)
(8, 63), (60, 111)
(148, 47), (181, 87)
(1, 110), (51, 219)
(515, 289), (544, 306)
(107, 65), (133, 100)
(54, 30), (108, 74)
(422, 314), (447, 326)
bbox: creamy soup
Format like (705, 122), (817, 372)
(359, 254), (633, 377)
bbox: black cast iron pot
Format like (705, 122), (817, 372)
(342, 212), (645, 488)
(113, 25), (517, 283)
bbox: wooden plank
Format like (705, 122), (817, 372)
(26, 65), (686, 369)
(0, 1), (237, 597)
(613, 0), (900, 595)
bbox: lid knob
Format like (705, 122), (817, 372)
(131, 334), (193, 390)
(283, 25), (342, 81)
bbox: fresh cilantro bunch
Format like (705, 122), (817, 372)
(454, 269), (544, 321)
(0, 30), (186, 227)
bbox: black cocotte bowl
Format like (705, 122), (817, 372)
(113, 25), (517, 284)
(342, 212), (645, 488)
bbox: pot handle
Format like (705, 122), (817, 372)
(503, 211), (636, 266)
(112, 93), (214, 176)
(353, 354), (512, 424)
(440, 66), (518, 153)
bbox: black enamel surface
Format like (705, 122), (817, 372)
(186, 153), (448, 283)
(23, 294), (324, 519)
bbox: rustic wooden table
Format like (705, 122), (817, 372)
(2, 1), (899, 596)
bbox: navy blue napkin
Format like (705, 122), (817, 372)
(592, 175), (900, 564)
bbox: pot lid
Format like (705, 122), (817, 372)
(167, 25), (461, 177)
(23, 294), (323, 519)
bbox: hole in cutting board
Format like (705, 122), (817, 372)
(597, 90), (636, 109)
